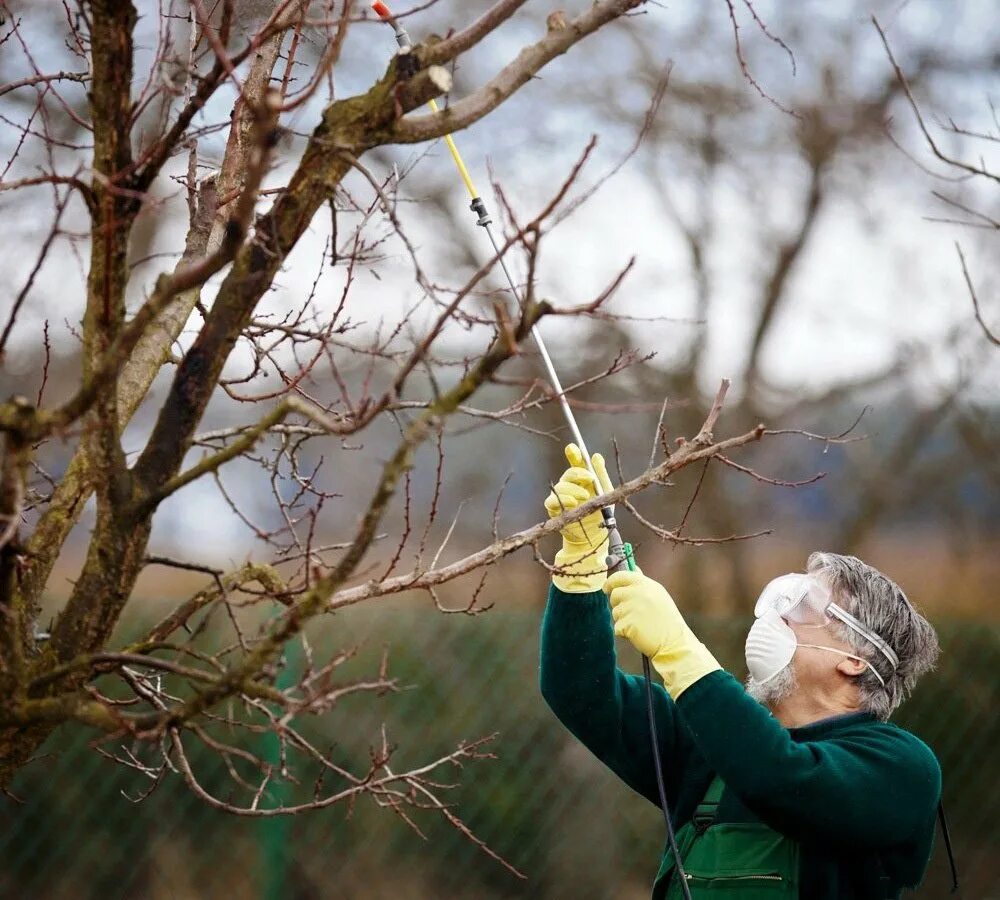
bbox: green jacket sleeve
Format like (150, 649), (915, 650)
(676, 670), (942, 848)
(539, 584), (697, 808)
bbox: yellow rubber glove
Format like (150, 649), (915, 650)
(605, 569), (721, 698)
(544, 443), (613, 593)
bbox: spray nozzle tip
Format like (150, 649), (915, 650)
(372, 1), (393, 20)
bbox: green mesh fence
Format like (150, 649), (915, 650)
(1, 606), (997, 899)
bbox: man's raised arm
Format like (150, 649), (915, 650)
(538, 445), (699, 808)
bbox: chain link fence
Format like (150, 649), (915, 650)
(2, 603), (997, 899)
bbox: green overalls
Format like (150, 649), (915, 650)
(654, 777), (799, 899)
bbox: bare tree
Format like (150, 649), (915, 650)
(0, 0), (809, 867)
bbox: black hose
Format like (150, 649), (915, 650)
(642, 654), (693, 900)
(938, 800), (959, 894)
(604, 508), (692, 900)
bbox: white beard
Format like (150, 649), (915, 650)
(745, 664), (797, 706)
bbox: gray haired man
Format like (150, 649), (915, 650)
(540, 447), (944, 898)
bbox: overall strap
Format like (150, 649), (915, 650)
(690, 775), (725, 834)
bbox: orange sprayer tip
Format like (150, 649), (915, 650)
(372, 1), (393, 19)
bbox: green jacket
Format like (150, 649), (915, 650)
(539, 586), (941, 898)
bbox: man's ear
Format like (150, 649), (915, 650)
(835, 656), (869, 678)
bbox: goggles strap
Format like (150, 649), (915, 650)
(827, 603), (899, 673)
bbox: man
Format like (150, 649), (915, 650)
(539, 444), (942, 899)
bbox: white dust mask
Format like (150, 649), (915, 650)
(745, 610), (797, 684)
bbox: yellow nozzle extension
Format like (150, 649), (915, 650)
(372, 1), (479, 199)
(428, 98), (479, 199)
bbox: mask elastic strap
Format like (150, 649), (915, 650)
(796, 643), (888, 689)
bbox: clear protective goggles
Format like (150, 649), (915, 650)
(754, 573), (899, 677)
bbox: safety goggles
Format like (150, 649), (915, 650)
(754, 573), (899, 677)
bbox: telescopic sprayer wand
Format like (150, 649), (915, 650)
(371, 5), (691, 895)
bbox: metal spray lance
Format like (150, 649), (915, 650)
(369, 1), (629, 557)
(371, 5), (691, 895)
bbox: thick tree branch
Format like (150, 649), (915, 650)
(130, 56), (451, 496)
(44, 96), (277, 662)
(418, 0), (530, 66)
(391, 0), (645, 144)
(16, 35), (291, 614)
